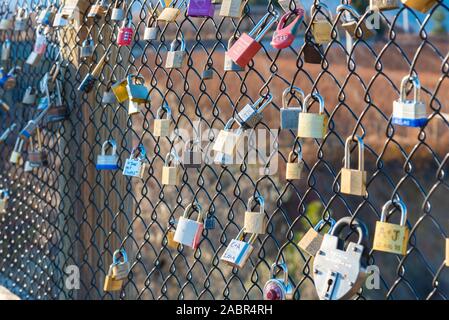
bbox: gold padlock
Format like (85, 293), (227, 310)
(157, 0), (187, 22)
(104, 265), (123, 292)
(286, 150), (303, 180)
(162, 152), (181, 186)
(337, 4), (374, 40)
(126, 74), (149, 103)
(219, 0), (246, 18)
(370, 0), (399, 10)
(298, 218), (335, 256)
(401, 0), (437, 13)
(340, 135), (367, 196)
(111, 78), (129, 103)
(213, 118), (243, 156)
(244, 195), (266, 235)
(167, 227), (178, 249)
(311, 3), (334, 44)
(297, 93), (327, 139)
(373, 199), (409, 255)
(153, 103), (172, 137)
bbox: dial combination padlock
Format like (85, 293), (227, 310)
(401, 0), (437, 13)
(96, 140), (119, 170)
(337, 4), (374, 40)
(220, 228), (257, 268)
(224, 37), (245, 72)
(313, 216), (369, 300)
(370, 0), (399, 10)
(298, 218), (336, 256)
(244, 195), (266, 235)
(173, 202), (205, 249)
(303, 40), (323, 64)
(340, 135), (367, 196)
(373, 199), (409, 255)
(271, 9), (304, 50)
(165, 36), (186, 69)
(280, 86), (304, 130)
(0, 189), (9, 214)
(297, 92), (327, 139)
(157, 0), (187, 22)
(187, 0), (214, 17)
(213, 118), (243, 156)
(392, 75), (427, 127)
(111, 0), (125, 21)
(219, 0), (246, 18)
(14, 7), (29, 31)
(78, 48), (110, 93)
(183, 139), (202, 169)
(80, 38), (95, 59)
(227, 11), (279, 68)
(236, 93), (273, 129)
(153, 103), (172, 137)
(122, 144), (150, 179)
(263, 263), (294, 300)
(162, 152), (181, 186)
(117, 19), (134, 46)
(311, 3), (334, 44)
(285, 150), (304, 180)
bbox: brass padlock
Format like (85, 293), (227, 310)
(285, 150), (303, 180)
(10, 137), (24, 164)
(162, 152), (181, 186)
(298, 218), (335, 256)
(337, 4), (374, 40)
(166, 220), (179, 249)
(219, 0), (246, 18)
(297, 92), (327, 139)
(126, 74), (149, 103)
(88, 0), (108, 18)
(244, 195), (266, 235)
(213, 118), (243, 156)
(111, 78), (129, 103)
(157, 0), (187, 22)
(0, 189), (9, 214)
(340, 135), (367, 196)
(104, 266), (123, 291)
(373, 199), (409, 255)
(370, 0), (399, 10)
(220, 228), (257, 268)
(401, 0), (437, 13)
(311, 3), (333, 44)
(165, 37), (186, 69)
(153, 103), (172, 137)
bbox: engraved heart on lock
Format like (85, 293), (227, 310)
(297, 92), (327, 139)
(280, 86), (304, 130)
(337, 4), (374, 40)
(212, 117), (243, 156)
(263, 263), (294, 300)
(0, 189), (9, 214)
(219, 0), (246, 18)
(117, 19), (134, 46)
(271, 9), (304, 50)
(220, 228), (257, 268)
(162, 152), (181, 186)
(392, 75), (427, 127)
(153, 103), (172, 137)
(96, 140), (119, 170)
(173, 202), (205, 249)
(298, 218), (336, 256)
(244, 195), (266, 235)
(340, 135), (367, 196)
(165, 36), (186, 69)
(187, 0), (214, 18)
(236, 93), (273, 129)
(311, 3), (334, 44)
(370, 0), (399, 10)
(401, 0), (437, 13)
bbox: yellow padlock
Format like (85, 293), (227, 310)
(297, 93), (327, 139)
(340, 135), (367, 196)
(111, 78), (129, 103)
(401, 0), (437, 13)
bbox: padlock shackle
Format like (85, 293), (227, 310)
(310, 2), (332, 20)
(344, 135), (364, 171)
(331, 216), (368, 246)
(130, 144), (146, 160)
(236, 227), (258, 244)
(112, 248), (128, 264)
(270, 262), (289, 285)
(183, 202), (204, 222)
(336, 4), (361, 21)
(127, 74), (146, 86)
(287, 150), (302, 163)
(157, 103), (172, 119)
(399, 75), (421, 103)
(101, 139), (117, 155)
(252, 93), (273, 113)
(224, 117), (242, 131)
(302, 92), (325, 114)
(314, 217), (336, 233)
(184, 139), (200, 151)
(380, 199), (407, 226)
(248, 10), (280, 42)
(170, 34), (186, 52)
(282, 86), (304, 109)
(246, 194), (265, 214)
(164, 151), (180, 166)
(276, 8), (304, 32)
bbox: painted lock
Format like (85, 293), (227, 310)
(297, 92), (327, 139)
(157, 0), (187, 22)
(311, 3), (333, 44)
(340, 135), (367, 196)
(370, 0), (399, 10)
(111, 0), (125, 21)
(111, 249), (130, 280)
(14, 7), (29, 31)
(263, 263), (294, 300)
(80, 37), (95, 59)
(173, 202), (205, 249)
(373, 199), (409, 255)
(280, 86), (304, 130)
(0, 189), (9, 214)
(244, 195), (266, 235)
(122, 144), (149, 179)
(187, 0), (214, 17)
(236, 93), (273, 129)
(111, 78), (129, 103)
(337, 4), (374, 39)
(271, 9), (304, 50)
(10, 137), (24, 164)
(401, 0), (437, 13)
(117, 20), (134, 46)
(162, 152), (181, 186)
(313, 216), (369, 300)
(96, 140), (119, 170)
(220, 228), (257, 268)
(183, 139), (202, 168)
(392, 75), (427, 127)
(153, 103), (172, 137)
(224, 37), (245, 72)
(227, 11), (279, 68)
(219, 0), (245, 18)
(285, 150), (304, 180)
(298, 218), (335, 256)
(165, 36), (186, 69)
(212, 117), (243, 156)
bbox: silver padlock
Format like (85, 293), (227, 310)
(224, 37), (244, 72)
(143, 15), (159, 41)
(236, 93), (273, 129)
(392, 75), (427, 127)
(1, 38), (11, 62)
(80, 38), (95, 59)
(263, 263), (294, 300)
(14, 7), (29, 31)
(0, 189), (9, 214)
(53, 6), (69, 27)
(165, 36), (186, 69)
(313, 216), (369, 300)
(96, 140), (119, 170)
(102, 85), (117, 104)
(10, 137), (24, 164)
(111, 0), (125, 21)
(22, 86), (37, 105)
(201, 65), (214, 80)
(280, 86), (304, 130)
(0, 123), (17, 143)
(111, 249), (130, 280)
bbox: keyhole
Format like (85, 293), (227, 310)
(326, 278), (333, 293)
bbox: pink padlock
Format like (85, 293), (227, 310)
(117, 20), (133, 46)
(271, 9), (304, 50)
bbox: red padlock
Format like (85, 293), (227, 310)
(227, 10), (279, 68)
(271, 9), (304, 50)
(117, 19), (133, 46)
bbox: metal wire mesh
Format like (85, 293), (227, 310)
(0, 0), (448, 300)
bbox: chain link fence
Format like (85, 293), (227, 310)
(0, 0), (448, 300)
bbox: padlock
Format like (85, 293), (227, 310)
(126, 74), (149, 103)
(26, 51), (42, 67)
(153, 104), (172, 137)
(278, 0), (305, 13)
(173, 202), (205, 249)
(244, 195), (266, 234)
(24, 160), (33, 172)
(162, 152), (181, 186)
(62, 0), (90, 18)
(20, 108), (49, 139)
(0, 123), (17, 143)
(370, 0), (399, 10)
(340, 136), (367, 196)
(37, 4), (56, 26)
(219, 0), (246, 18)
(187, 0), (214, 17)
(0, 12), (13, 30)
(0, 66), (20, 91)
(78, 48), (110, 93)
(28, 128), (48, 168)
(53, 7), (69, 27)
(236, 93), (273, 129)
(1, 38), (11, 62)
(111, 78), (129, 103)
(313, 216), (369, 300)
(337, 4), (374, 40)
(104, 265), (123, 292)
(14, 7), (29, 31)
(280, 86), (304, 130)
(285, 151), (304, 180)
(297, 92), (327, 139)
(143, 16), (159, 41)
(303, 41), (323, 64)
(0, 190), (9, 214)
(88, 0), (108, 18)
(111, 249), (130, 280)
(212, 118), (243, 156)
(214, 151), (240, 166)
(167, 223), (179, 249)
(311, 3), (333, 44)
(201, 66), (214, 80)
(263, 263), (294, 300)
(80, 38), (95, 59)
(373, 199), (409, 255)
(401, 0), (437, 13)
(47, 81), (69, 123)
(117, 19), (134, 46)
(157, 0), (187, 22)
(271, 9), (304, 50)
(10, 137), (24, 164)
(33, 27), (48, 55)
(392, 75), (427, 127)
(96, 140), (119, 170)
(224, 37), (245, 72)
(102, 84), (117, 104)
(183, 140), (202, 168)
(298, 218), (336, 256)
(111, 0), (125, 21)
(204, 215), (216, 229)
(227, 11), (279, 68)
(165, 36), (186, 69)
(122, 144), (150, 179)
(220, 228), (257, 268)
